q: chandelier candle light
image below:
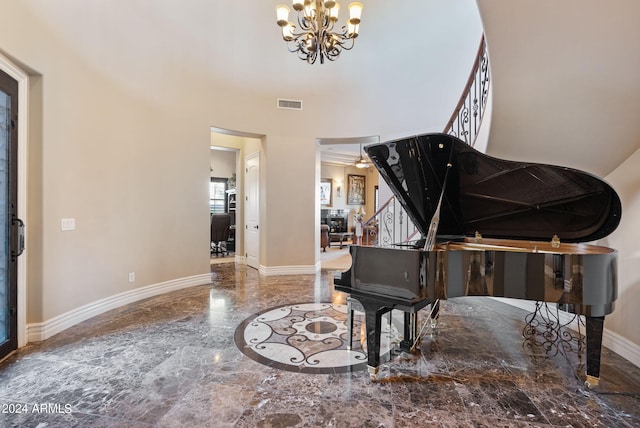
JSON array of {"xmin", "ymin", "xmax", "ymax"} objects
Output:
[{"xmin": 276, "ymin": 1, "xmax": 363, "ymax": 64}]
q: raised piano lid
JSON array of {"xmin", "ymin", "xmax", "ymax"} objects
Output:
[{"xmin": 365, "ymin": 133, "xmax": 622, "ymax": 243}]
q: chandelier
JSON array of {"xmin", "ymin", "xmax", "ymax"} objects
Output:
[{"xmin": 276, "ymin": 1, "xmax": 364, "ymax": 64}]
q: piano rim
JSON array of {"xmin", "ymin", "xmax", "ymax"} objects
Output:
[{"xmin": 435, "ymin": 237, "xmax": 615, "ymax": 255}]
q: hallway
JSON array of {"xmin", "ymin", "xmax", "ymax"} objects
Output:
[{"xmin": 0, "ymin": 263, "xmax": 638, "ymax": 427}]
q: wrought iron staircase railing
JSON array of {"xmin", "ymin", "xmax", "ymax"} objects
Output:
[
  {"xmin": 357, "ymin": 196, "xmax": 419, "ymax": 247},
  {"xmin": 445, "ymin": 35, "xmax": 491, "ymax": 147},
  {"xmin": 358, "ymin": 35, "xmax": 490, "ymax": 247}
]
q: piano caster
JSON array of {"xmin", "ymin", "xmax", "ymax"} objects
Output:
[
  {"xmin": 367, "ymin": 365, "xmax": 379, "ymax": 380},
  {"xmin": 585, "ymin": 375, "xmax": 600, "ymax": 389}
]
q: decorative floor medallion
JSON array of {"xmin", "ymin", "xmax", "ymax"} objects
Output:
[{"xmin": 234, "ymin": 303, "xmax": 399, "ymax": 374}]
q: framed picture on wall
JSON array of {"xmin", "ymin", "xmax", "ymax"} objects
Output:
[
  {"xmin": 320, "ymin": 178, "xmax": 332, "ymax": 206},
  {"xmin": 347, "ymin": 174, "xmax": 366, "ymax": 205}
]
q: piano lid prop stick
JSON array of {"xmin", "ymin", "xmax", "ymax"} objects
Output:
[
  {"xmin": 423, "ymin": 161, "xmax": 453, "ymax": 251},
  {"xmin": 416, "ymin": 144, "xmax": 454, "ymax": 351},
  {"xmin": 410, "ymin": 298, "xmax": 441, "ymax": 352}
]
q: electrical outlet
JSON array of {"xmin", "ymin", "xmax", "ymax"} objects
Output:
[
  {"xmin": 61, "ymin": 218, "xmax": 76, "ymax": 231},
  {"xmin": 128, "ymin": 272, "xmax": 135, "ymax": 283}
]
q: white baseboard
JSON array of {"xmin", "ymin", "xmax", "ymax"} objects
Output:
[
  {"xmin": 491, "ymin": 297, "xmax": 640, "ymax": 368},
  {"xmin": 26, "ymin": 273, "xmax": 212, "ymax": 343},
  {"xmin": 259, "ymin": 264, "xmax": 319, "ymax": 276},
  {"xmin": 228, "ymin": 256, "xmax": 318, "ymax": 275}
]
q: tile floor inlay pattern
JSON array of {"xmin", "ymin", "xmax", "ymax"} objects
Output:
[{"xmin": 235, "ymin": 302, "xmax": 398, "ymax": 373}]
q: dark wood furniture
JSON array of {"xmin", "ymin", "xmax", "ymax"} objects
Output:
[{"xmin": 329, "ymin": 232, "xmax": 353, "ymax": 249}]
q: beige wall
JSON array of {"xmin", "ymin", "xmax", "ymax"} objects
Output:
[
  {"xmin": 263, "ymin": 134, "xmax": 317, "ymax": 268},
  {"xmin": 210, "ymin": 149, "xmax": 236, "ymax": 180},
  {"xmin": 602, "ymin": 147, "xmax": 640, "ymax": 347}
]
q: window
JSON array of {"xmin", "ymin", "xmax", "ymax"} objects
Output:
[{"xmin": 210, "ymin": 177, "xmax": 228, "ymax": 213}]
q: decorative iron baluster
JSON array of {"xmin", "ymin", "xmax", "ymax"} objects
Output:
[{"xmin": 445, "ymin": 35, "xmax": 490, "ymax": 147}]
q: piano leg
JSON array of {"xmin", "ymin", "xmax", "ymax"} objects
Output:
[
  {"xmin": 399, "ymin": 312, "xmax": 417, "ymax": 352},
  {"xmin": 346, "ymin": 297, "xmax": 364, "ymax": 351},
  {"xmin": 347, "ymin": 304, "xmax": 354, "ymax": 351},
  {"xmin": 357, "ymin": 297, "xmax": 392, "ymax": 380},
  {"xmin": 585, "ymin": 315, "xmax": 605, "ymax": 389}
]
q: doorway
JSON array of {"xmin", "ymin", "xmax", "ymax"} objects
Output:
[
  {"xmin": 210, "ymin": 127, "xmax": 264, "ymax": 269},
  {"xmin": 0, "ymin": 68, "xmax": 20, "ymax": 361},
  {"xmin": 210, "ymin": 146, "xmax": 238, "ymax": 262}
]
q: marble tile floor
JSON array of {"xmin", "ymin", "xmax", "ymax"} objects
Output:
[{"xmin": 0, "ymin": 263, "xmax": 639, "ymax": 427}]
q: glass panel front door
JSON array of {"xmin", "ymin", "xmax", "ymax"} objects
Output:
[
  {"xmin": 0, "ymin": 68, "xmax": 18, "ymax": 360},
  {"xmin": 0, "ymin": 88, "xmax": 8, "ymax": 348}
]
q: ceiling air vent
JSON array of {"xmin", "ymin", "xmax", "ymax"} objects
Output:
[{"xmin": 277, "ymin": 98, "xmax": 303, "ymax": 110}]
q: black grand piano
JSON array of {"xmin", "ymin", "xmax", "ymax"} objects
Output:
[{"xmin": 334, "ymin": 133, "xmax": 621, "ymax": 387}]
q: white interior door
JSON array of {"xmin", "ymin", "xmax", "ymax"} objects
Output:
[{"xmin": 244, "ymin": 152, "xmax": 260, "ymax": 270}]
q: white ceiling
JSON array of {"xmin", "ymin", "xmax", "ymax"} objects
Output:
[{"xmin": 319, "ymin": 135, "xmax": 379, "ymax": 166}]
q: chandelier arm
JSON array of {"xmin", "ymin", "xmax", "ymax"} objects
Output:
[
  {"xmin": 334, "ymin": 37, "xmax": 356, "ymax": 51},
  {"xmin": 321, "ymin": 13, "xmax": 334, "ymax": 32},
  {"xmin": 298, "ymin": 13, "xmax": 317, "ymax": 33},
  {"xmin": 304, "ymin": 48, "xmax": 318, "ymax": 64},
  {"xmin": 288, "ymin": 35, "xmax": 318, "ymax": 63},
  {"xmin": 284, "ymin": 32, "xmax": 304, "ymax": 53},
  {"xmin": 323, "ymin": 32, "xmax": 356, "ymax": 60}
]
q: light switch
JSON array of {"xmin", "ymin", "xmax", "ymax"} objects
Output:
[{"xmin": 61, "ymin": 218, "xmax": 76, "ymax": 231}]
